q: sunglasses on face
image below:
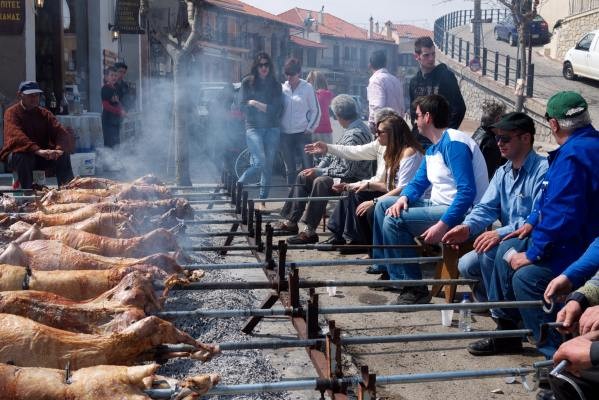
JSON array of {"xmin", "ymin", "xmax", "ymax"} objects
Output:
[
  {"xmin": 375, "ymin": 129, "xmax": 391, "ymax": 136},
  {"xmin": 258, "ymin": 63, "xmax": 270, "ymax": 68},
  {"xmin": 495, "ymin": 132, "xmax": 525, "ymax": 143}
]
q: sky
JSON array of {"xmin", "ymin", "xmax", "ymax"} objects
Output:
[{"xmin": 241, "ymin": 0, "xmax": 505, "ymax": 29}]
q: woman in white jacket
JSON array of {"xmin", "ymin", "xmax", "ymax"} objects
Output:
[{"xmin": 306, "ymin": 109, "xmax": 424, "ymax": 255}]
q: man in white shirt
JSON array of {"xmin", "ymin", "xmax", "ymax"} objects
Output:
[{"xmin": 367, "ymin": 50, "xmax": 405, "ymax": 133}]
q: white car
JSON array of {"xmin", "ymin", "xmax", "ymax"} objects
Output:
[{"xmin": 563, "ymin": 30, "xmax": 599, "ymax": 82}]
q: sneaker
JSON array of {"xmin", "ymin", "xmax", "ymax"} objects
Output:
[
  {"xmin": 365, "ymin": 265, "xmax": 385, "ymax": 274},
  {"xmin": 273, "ymin": 221, "xmax": 299, "ymax": 234},
  {"xmin": 319, "ymin": 236, "xmax": 346, "ymax": 246},
  {"xmin": 287, "ymin": 231, "xmax": 319, "ymax": 244},
  {"xmin": 390, "ymin": 286, "xmax": 431, "ymax": 305},
  {"xmin": 338, "ymin": 241, "xmax": 369, "ymax": 255},
  {"xmin": 466, "ymin": 337, "xmax": 523, "ymax": 356}
]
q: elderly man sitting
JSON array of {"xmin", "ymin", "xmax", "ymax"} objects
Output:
[
  {"xmin": 275, "ymin": 94, "xmax": 373, "ymax": 244},
  {"xmin": 1, "ymin": 81, "xmax": 74, "ymax": 189}
]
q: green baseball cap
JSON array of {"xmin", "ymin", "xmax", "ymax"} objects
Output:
[{"xmin": 545, "ymin": 91, "xmax": 588, "ymax": 120}]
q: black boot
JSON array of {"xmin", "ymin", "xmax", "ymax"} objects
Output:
[{"xmin": 467, "ymin": 318, "xmax": 523, "ymax": 356}]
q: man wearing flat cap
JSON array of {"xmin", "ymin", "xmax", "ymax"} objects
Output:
[
  {"xmin": 483, "ymin": 91, "xmax": 599, "ymax": 359},
  {"xmin": 443, "ymin": 111, "xmax": 548, "ymax": 355},
  {"xmin": 1, "ymin": 81, "xmax": 74, "ymax": 189}
]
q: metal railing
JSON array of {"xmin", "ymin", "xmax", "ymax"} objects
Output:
[
  {"xmin": 434, "ymin": 8, "xmax": 535, "ymax": 97},
  {"xmin": 569, "ymin": 0, "xmax": 599, "ymax": 15}
]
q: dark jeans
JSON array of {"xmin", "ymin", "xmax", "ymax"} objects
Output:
[
  {"xmin": 489, "ymin": 238, "xmax": 561, "ymax": 358},
  {"xmin": 327, "ymin": 190, "xmax": 384, "ymax": 243},
  {"xmin": 280, "ymin": 132, "xmax": 312, "ymax": 185},
  {"xmin": 102, "ymin": 114, "xmax": 121, "ymax": 148},
  {"xmin": 548, "ymin": 367, "xmax": 599, "ymax": 400},
  {"xmin": 7, "ymin": 152, "xmax": 74, "ymax": 189},
  {"xmin": 280, "ymin": 174, "xmax": 335, "ymax": 229},
  {"xmin": 238, "ymin": 127, "xmax": 281, "ymax": 199}
]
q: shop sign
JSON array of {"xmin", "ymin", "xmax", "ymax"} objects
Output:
[
  {"xmin": 0, "ymin": 0, "xmax": 25, "ymax": 35},
  {"xmin": 115, "ymin": 0, "xmax": 144, "ymax": 34}
]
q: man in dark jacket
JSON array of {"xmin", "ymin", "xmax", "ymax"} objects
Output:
[
  {"xmin": 472, "ymin": 100, "xmax": 506, "ymax": 179},
  {"xmin": 409, "ymin": 36, "xmax": 466, "ymax": 146}
]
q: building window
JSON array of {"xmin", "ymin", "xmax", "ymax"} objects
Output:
[
  {"xmin": 343, "ymin": 46, "xmax": 350, "ymax": 60},
  {"xmin": 350, "ymin": 47, "xmax": 357, "ymax": 60},
  {"xmin": 360, "ymin": 48, "xmax": 367, "ymax": 68}
]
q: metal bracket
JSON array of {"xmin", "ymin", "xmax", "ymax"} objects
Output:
[
  {"xmin": 357, "ymin": 365, "xmax": 376, "ymax": 400},
  {"xmin": 254, "ymin": 210, "xmax": 262, "ymax": 250},
  {"xmin": 241, "ymin": 190, "xmax": 249, "ymax": 224},
  {"xmin": 235, "ymin": 182, "xmax": 243, "ymax": 214},
  {"xmin": 325, "ymin": 321, "xmax": 343, "ymax": 379},
  {"xmin": 265, "ymin": 223, "xmax": 274, "ymax": 262},
  {"xmin": 306, "ymin": 291, "xmax": 320, "ymax": 339},
  {"xmin": 288, "ymin": 267, "xmax": 300, "ymax": 310},
  {"xmin": 247, "ymin": 200, "xmax": 255, "ymax": 236}
]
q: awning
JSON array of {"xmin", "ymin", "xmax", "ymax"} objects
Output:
[{"xmin": 289, "ymin": 35, "xmax": 327, "ymax": 49}]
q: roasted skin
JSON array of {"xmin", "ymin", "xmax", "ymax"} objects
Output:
[
  {"xmin": 0, "ymin": 263, "xmax": 200, "ymax": 301},
  {"xmin": 0, "ymin": 241, "xmax": 184, "ymax": 272},
  {"xmin": 14, "ymin": 224, "xmax": 179, "ymax": 258},
  {"xmin": 63, "ymin": 175, "xmax": 166, "ymax": 190},
  {"xmin": 0, "ymin": 363, "xmax": 219, "ymax": 400},
  {"xmin": 0, "ymin": 206, "xmax": 131, "ymax": 227},
  {"xmin": 0, "ymin": 314, "xmax": 219, "ymax": 369},
  {"xmin": 40, "ymin": 184, "xmax": 171, "ymax": 205},
  {"xmin": 0, "ymin": 271, "xmax": 164, "ymax": 333}
]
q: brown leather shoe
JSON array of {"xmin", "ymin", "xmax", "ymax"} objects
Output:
[
  {"xmin": 273, "ymin": 221, "xmax": 299, "ymax": 234},
  {"xmin": 287, "ymin": 231, "xmax": 319, "ymax": 244}
]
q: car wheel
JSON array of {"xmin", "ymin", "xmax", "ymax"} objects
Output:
[
  {"xmin": 563, "ymin": 62, "xmax": 576, "ymax": 80},
  {"xmin": 494, "ymin": 28, "xmax": 501, "ymax": 41},
  {"xmin": 508, "ymin": 33, "xmax": 517, "ymax": 46}
]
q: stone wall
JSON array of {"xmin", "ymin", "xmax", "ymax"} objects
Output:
[
  {"xmin": 437, "ymin": 51, "xmax": 558, "ymax": 153},
  {"xmin": 550, "ymin": 9, "xmax": 599, "ymax": 60}
]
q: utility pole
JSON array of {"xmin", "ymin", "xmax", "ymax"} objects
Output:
[{"xmin": 473, "ymin": 0, "xmax": 481, "ymax": 60}]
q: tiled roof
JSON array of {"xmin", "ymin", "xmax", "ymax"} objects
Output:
[
  {"xmin": 205, "ymin": 0, "xmax": 301, "ymax": 27},
  {"xmin": 392, "ymin": 24, "xmax": 433, "ymax": 39},
  {"xmin": 290, "ymin": 35, "xmax": 328, "ymax": 48},
  {"xmin": 278, "ymin": 8, "xmax": 393, "ymax": 43}
]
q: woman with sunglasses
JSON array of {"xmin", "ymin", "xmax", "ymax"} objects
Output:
[
  {"xmin": 306, "ymin": 109, "xmax": 424, "ymax": 256},
  {"xmin": 237, "ymin": 52, "xmax": 283, "ymax": 205}
]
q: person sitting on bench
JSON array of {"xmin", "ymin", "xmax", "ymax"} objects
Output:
[{"xmin": 371, "ymin": 94, "xmax": 488, "ymax": 304}]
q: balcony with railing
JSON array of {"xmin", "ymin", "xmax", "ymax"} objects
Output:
[{"xmin": 201, "ymin": 30, "xmax": 248, "ymax": 49}]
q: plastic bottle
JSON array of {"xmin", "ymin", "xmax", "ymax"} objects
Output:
[
  {"xmin": 458, "ymin": 293, "xmax": 472, "ymax": 332},
  {"xmin": 73, "ymin": 93, "xmax": 81, "ymax": 115}
]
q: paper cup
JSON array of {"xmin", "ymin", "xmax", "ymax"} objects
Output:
[
  {"xmin": 503, "ymin": 247, "xmax": 517, "ymax": 263},
  {"xmin": 333, "ymin": 178, "xmax": 341, "ymax": 185},
  {"xmin": 326, "ymin": 281, "xmax": 337, "ymax": 297},
  {"xmin": 441, "ymin": 309, "xmax": 454, "ymax": 327}
]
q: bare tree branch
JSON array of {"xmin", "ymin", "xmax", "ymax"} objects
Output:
[{"xmin": 182, "ymin": 0, "xmax": 202, "ymax": 53}]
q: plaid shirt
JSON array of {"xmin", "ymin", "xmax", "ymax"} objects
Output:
[{"xmin": 316, "ymin": 119, "xmax": 373, "ymax": 181}]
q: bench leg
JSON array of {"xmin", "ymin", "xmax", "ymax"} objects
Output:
[{"xmin": 431, "ymin": 244, "xmax": 460, "ymax": 303}]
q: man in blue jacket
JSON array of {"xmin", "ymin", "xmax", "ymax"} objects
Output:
[{"xmin": 477, "ymin": 91, "xmax": 599, "ymax": 358}]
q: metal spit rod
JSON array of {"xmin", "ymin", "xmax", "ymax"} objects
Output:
[
  {"xmin": 145, "ymin": 365, "xmax": 539, "ymax": 398},
  {"xmin": 169, "ymin": 278, "xmax": 477, "ymax": 291},
  {"xmin": 158, "ymin": 330, "xmax": 531, "ymax": 353},
  {"xmin": 156, "ymin": 300, "xmax": 543, "ymax": 319},
  {"xmin": 184, "ymin": 256, "xmax": 443, "ymax": 270},
  {"xmin": 253, "ymin": 196, "xmax": 346, "ymax": 203}
]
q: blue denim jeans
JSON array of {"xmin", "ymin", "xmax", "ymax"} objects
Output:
[
  {"xmin": 238, "ymin": 127, "xmax": 280, "ymax": 199},
  {"xmin": 280, "ymin": 132, "xmax": 313, "ymax": 185},
  {"xmin": 489, "ymin": 238, "xmax": 561, "ymax": 358},
  {"xmin": 458, "ymin": 247, "xmax": 498, "ymax": 302},
  {"xmin": 372, "ymin": 197, "xmax": 449, "ymax": 280}
]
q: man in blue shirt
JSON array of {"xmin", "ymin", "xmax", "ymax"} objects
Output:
[
  {"xmin": 443, "ymin": 112, "xmax": 548, "ymax": 303},
  {"xmin": 476, "ymin": 92, "xmax": 599, "ymax": 358},
  {"xmin": 443, "ymin": 112, "xmax": 547, "ymax": 356},
  {"xmin": 371, "ymin": 94, "xmax": 488, "ymax": 304}
]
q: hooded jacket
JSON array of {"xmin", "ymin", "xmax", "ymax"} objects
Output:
[{"xmin": 409, "ymin": 63, "xmax": 466, "ymax": 131}]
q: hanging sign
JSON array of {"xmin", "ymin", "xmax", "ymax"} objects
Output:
[
  {"xmin": 0, "ymin": 0, "xmax": 25, "ymax": 35},
  {"xmin": 115, "ymin": 0, "xmax": 144, "ymax": 34}
]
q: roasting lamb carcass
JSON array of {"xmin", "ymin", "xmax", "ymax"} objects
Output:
[
  {"xmin": 0, "ymin": 241, "xmax": 185, "ymax": 273},
  {"xmin": 63, "ymin": 175, "xmax": 166, "ymax": 190},
  {"xmin": 0, "ymin": 313, "xmax": 219, "ymax": 369},
  {"xmin": 35, "ymin": 198, "xmax": 194, "ymax": 220},
  {"xmin": 40, "ymin": 184, "xmax": 172, "ymax": 205},
  {"xmin": 0, "ymin": 262, "xmax": 202, "ymax": 301},
  {"xmin": 0, "ymin": 363, "xmax": 219, "ymax": 400},
  {"xmin": 14, "ymin": 224, "xmax": 179, "ymax": 258},
  {"xmin": 0, "ymin": 205, "xmax": 133, "ymax": 227},
  {"xmin": 0, "ymin": 271, "xmax": 165, "ymax": 333}
]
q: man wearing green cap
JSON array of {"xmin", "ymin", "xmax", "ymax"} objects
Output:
[{"xmin": 486, "ymin": 91, "xmax": 599, "ymax": 359}]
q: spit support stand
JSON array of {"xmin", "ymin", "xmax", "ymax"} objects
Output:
[
  {"xmin": 357, "ymin": 365, "xmax": 377, "ymax": 400},
  {"xmin": 306, "ymin": 290, "xmax": 320, "ymax": 339},
  {"xmin": 326, "ymin": 321, "xmax": 343, "ymax": 379}
]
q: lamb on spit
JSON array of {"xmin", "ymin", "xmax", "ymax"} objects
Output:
[
  {"xmin": 62, "ymin": 175, "xmax": 165, "ymax": 190},
  {"xmin": 0, "ymin": 241, "xmax": 185, "ymax": 272},
  {"xmin": 0, "ymin": 363, "xmax": 219, "ymax": 400},
  {"xmin": 13, "ymin": 223, "xmax": 179, "ymax": 258},
  {"xmin": 0, "ymin": 262, "xmax": 202, "ymax": 301},
  {"xmin": 28, "ymin": 198, "xmax": 194, "ymax": 220},
  {"xmin": 0, "ymin": 204, "xmax": 132, "ymax": 227},
  {"xmin": 40, "ymin": 183, "xmax": 172, "ymax": 205},
  {"xmin": 0, "ymin": 271, "xmax": 165, "ymax": 334},
  {"xmin": 0, "ymin": 313, "xmax": 219, "ymax": 369}
]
